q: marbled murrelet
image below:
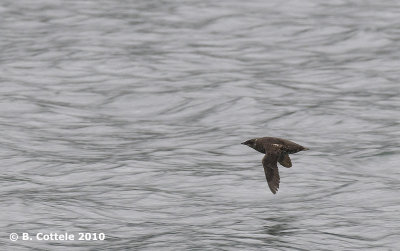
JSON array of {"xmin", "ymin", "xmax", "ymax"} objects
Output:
[{"xmin": 241, "ymin": 137, "xmax": 309, "ymax": 194}]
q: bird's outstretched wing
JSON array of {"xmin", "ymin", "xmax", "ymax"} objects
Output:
[{"xmin": 262, "ymin": 149, "xmax": 280, "ymax": 194}]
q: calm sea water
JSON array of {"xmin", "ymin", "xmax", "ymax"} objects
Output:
[{"xmin": 1, "ymin": 0, "xmax": 399, "ymax": 250}]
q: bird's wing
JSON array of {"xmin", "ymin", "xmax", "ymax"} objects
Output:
[
  {"xmin": 266, "ymin": 143, "xmax": 292, "ymax": 168},
  {"xmin": 262, "ymin": 149, "xmax": 280, "ymax": 194},
  {"xmin": 278, "ymin": 153, "xmax": 292, "ymax": 168}
]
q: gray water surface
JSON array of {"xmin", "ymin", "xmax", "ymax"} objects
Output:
[{"xmin": 1, "ymin": 0, "xmax": 399, "ymax": 250}]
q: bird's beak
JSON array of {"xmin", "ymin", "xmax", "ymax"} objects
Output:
[{"xmin": 241, "ymin": 142, "xmax": 246, "ymax": 145}]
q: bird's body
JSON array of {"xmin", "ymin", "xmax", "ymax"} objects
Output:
[{"xmin": 241, "ymin": 137, "xmax": 308, "ymax": 194}]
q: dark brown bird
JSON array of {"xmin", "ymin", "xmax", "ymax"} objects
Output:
[{"xmin": 241, "ymin": 137, "xmax": 309, "ymax": 194}]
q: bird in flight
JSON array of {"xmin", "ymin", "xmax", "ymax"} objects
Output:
[{"xmin": 241, "ymin": 137, "xmax": 309, "ymax": 194}]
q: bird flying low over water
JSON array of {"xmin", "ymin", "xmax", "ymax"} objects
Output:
[{"xmin": 241, "ymin": 137, "xmax": 309, "ymax": 194}]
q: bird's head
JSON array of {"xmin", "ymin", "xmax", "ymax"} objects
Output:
[{"xmin": 241, "ymin": 139, "xmax": 257, "ymax": 149}]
